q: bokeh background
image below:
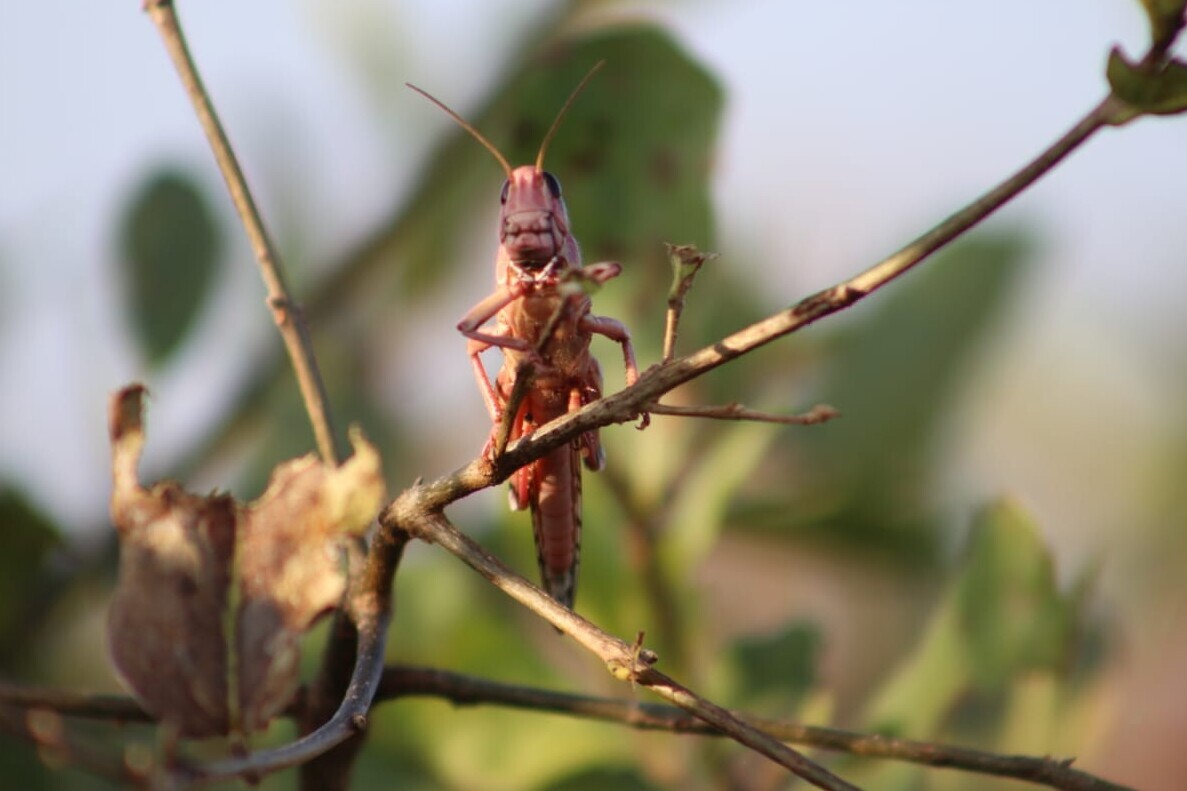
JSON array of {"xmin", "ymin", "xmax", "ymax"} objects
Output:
[{"xmin": 1, "ymin": 1, "xmax": 1185, "ymax": 789}]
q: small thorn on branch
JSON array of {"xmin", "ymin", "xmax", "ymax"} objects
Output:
[
  {"xmin": 267, "ymin": 296, "xmax": 307, "ymax": 329},
  {"xmin": 663, "ymin": 243, "xmax": 717, "ymax": 362},
  {"xmin": 649, "ymin": 402, "xmax": 839, "ymax": 426},
  {"xmin": 607, "ymin": 637, "xmax": 659, "ymax": 684},
  {"xmin": 629, "ymin": 631, "xmax": 658, "ymax": 673}
]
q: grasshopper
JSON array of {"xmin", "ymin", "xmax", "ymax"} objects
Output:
[{"xmin": 408, "ymin": 64, "xmax": 639, "ymax": 608}]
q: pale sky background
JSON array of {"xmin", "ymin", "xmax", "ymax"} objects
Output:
[{"xmin": 1, "ymin": 0, "xmax": 1185, "ymax": 562}]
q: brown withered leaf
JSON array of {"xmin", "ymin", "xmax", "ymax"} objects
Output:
[
  {"xmin": 107, "ymin": 385, "xmax": 237, "ymax": 738},
  {"xmin": 235, "ymin": 429, "xmax": 385, "ymax": 732},
  {"xmin": 106, "ymin": 385, "xmax": 384, "ymax": 738}
]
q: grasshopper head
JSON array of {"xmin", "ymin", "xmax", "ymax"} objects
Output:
[
  {"xmin": 406, "ymin": 62, "xmax": 604, "ymax": 269},
  {"xmin": 499, "ymin": 166, "xmax": 569, "ymax": 268}
]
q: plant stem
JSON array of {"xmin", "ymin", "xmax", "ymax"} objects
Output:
[
  {"xmin": 382, "ymin": 504, "xmax": 859, "ymax": 791},
  {"xmin": 143, "ymin": 0, "xmax": 340, "ymax": 466},
  {"xmin": 375, "ymin": 666, "xmax": 1134, "ymax": 791},
  {"xmin": 488, "ymin": 94, "xmax": 1123, "ymax": 476}
]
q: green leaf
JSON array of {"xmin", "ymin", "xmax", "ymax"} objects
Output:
[
  {"xmin": 0, "ymin": 487, "xmax": 61, "ymax": 661},
  {"xmin": 864, "ymin": 499, "xmax": 1081, "ymax": 737},
  {"xmin": 862, "ymin": 593, "xmax": 969, "ymax": 739},
  {"xmin": 547, "ymin": 767, "xmax": 664, "ymax": 791},
  {"xmin": 730, "ymin": 622, "xmax": 821, "ymax": 708},
  {"xmin": 1106, "ymin": 48, "xmax": 1187, "ymax": 121},
  {"xmin": 786, "ymin": 233, "xmax": 1031, "ymax": 561},
  {"xmin": 330, "ymin": 24, "xmax": 721, "ymax": 303},
  {"xmin": 118, "ymin": 168, "xmax": 222, "ymax": 365},
  {"xmin": 956, "ymin": 499, "xmax": 1077, "ymax": 690},
  {"xmin": 511, "ymin": 30, "xmax": 722, "ymax": 277}
]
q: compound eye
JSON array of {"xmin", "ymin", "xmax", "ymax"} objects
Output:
[
  {"xmin": 499, "ymin": 179, "xmax": 510, "ymax": 204},
  {"xmin": 542, "ymin": 171, "xmax": 562, "ymax": 198}
]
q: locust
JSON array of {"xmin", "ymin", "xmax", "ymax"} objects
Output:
[{"xmin": 408, "ymin": 64, "xmax": 639, "ymax": 609}]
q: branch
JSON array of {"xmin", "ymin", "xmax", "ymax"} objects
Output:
[
  {"xmin": 143, "ymin": 0, "xmax": 340, "ymax": 466},
  {"xmin": 0, "ymin": 703, "xmax": 149, "ymax": 787},
  {"xmin": 379, "ymin": 502, "xmax": 859, "ymax": 791},
  {"xmin": 141, "ymin": 3, "xmax": 398, "ymax": 787},
  {"xmin": 294, "ymin": 525, "xmax": 409, "ymax": 791},
  {"xmin": 649, "ymin": 402, "xmax": 839, "ymax": 425},
  {"xmin": 0, "ymin": 666, "xmax": 1134, "ymax": 791},
  {"xmin": 0, "ymin": 682, "xmax": 150, "ymax": 723},
  {"xmin": 375, "ymin": 666, "xmax": 1134, "ymax": 791},
  {"xmin": 173, "ymin": 621, "xmax": 385, "ymax": 786},
  {"xmin": 474, "ymin": 92, "xmax": 1120, "ymax": 479}
]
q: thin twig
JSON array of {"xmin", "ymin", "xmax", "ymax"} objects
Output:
[
  {"xmin": 649, "ymin": 402, "xmax": 839, "ymax": 425},
  {"xmin": 0, "ymin": 703, "xmax": 151, "ymax": 787},
  {"xmin": 0, "ymin": 682, "xmax": 151, "ymax": 723},
  {"xmin": 663, "ymin": 244, "xmax": 716, "ymax": 362},
  {"xmin": 143, "ymin": 0, "xmax": 340, "ymax": 466},
  {"xmin": 380, "ymin": 504, "xmax": 859, "ymax": 791},
  {"xmin": 375, "ymin": 666, "xmax": 1133, "ymax": 791},
  {"xmin": 844, "ymin": 96, "xmax": 1120, "ymax": 297},
  {"xmin": 143, "ymin": 3, "xmax": 390, "ymax": 788}
]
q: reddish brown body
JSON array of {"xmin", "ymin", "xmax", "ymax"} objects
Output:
[
  {"xmin": 409, "ymin": 68, "xmax": 637, "ymax": 608},
  {"xmin": 458, "ymin": 166, "xmax": 637, "ymax": 608}
]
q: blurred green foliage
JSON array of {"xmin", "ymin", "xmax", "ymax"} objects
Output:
[
  {"xmin": 394, "ymin": 25, "xmax": 722, "ymax": 300},
  {"xmin": 1, "ymin": 8, "xmax": 1148, "ymax": 791},
  {"xmin": 0, "ymin": 488, "xmax": 60, "ymax": 671},
  {"xmin": 730, "ymin": 622, "xmax": 822, "ymax": 710},
  {"xmin": 855, "ymin": 499, "xmax": 1093, "ymax": 790},
  {"xmin": 117, "ymin": 169, "xmax": 222, "ymax": 366},
  {"xmin": 957, "ymin": 501, "xmax": 1081, "ymax": 690},
  {"xmin": 787, "ymin": 235, "xmax": 1030, "ymax": 562}
]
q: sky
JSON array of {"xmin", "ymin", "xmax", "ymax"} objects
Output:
[{"xmin": 1, "ymin": 0, "xmax": 1185, "ymax": 544}]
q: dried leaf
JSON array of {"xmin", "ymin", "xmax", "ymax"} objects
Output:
[
  {"xmin": 108, "ymin": 386, "xmax": 237, "ymax": 737},
  {"xmin": 236, "ymin": 429, "xmax": 384, "ymax": 731},
  {"xmin": 106, "ymin": 386, "xmax": 385, "ymax": 737}
]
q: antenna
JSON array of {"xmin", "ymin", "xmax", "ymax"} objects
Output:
[
  {"xmin": 535, "ymin": 60, "xmax": 605, "ymax": 172},
  {"xmin": 405, "ymin": 82, "xmax": 513, "ymax": 178}
]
